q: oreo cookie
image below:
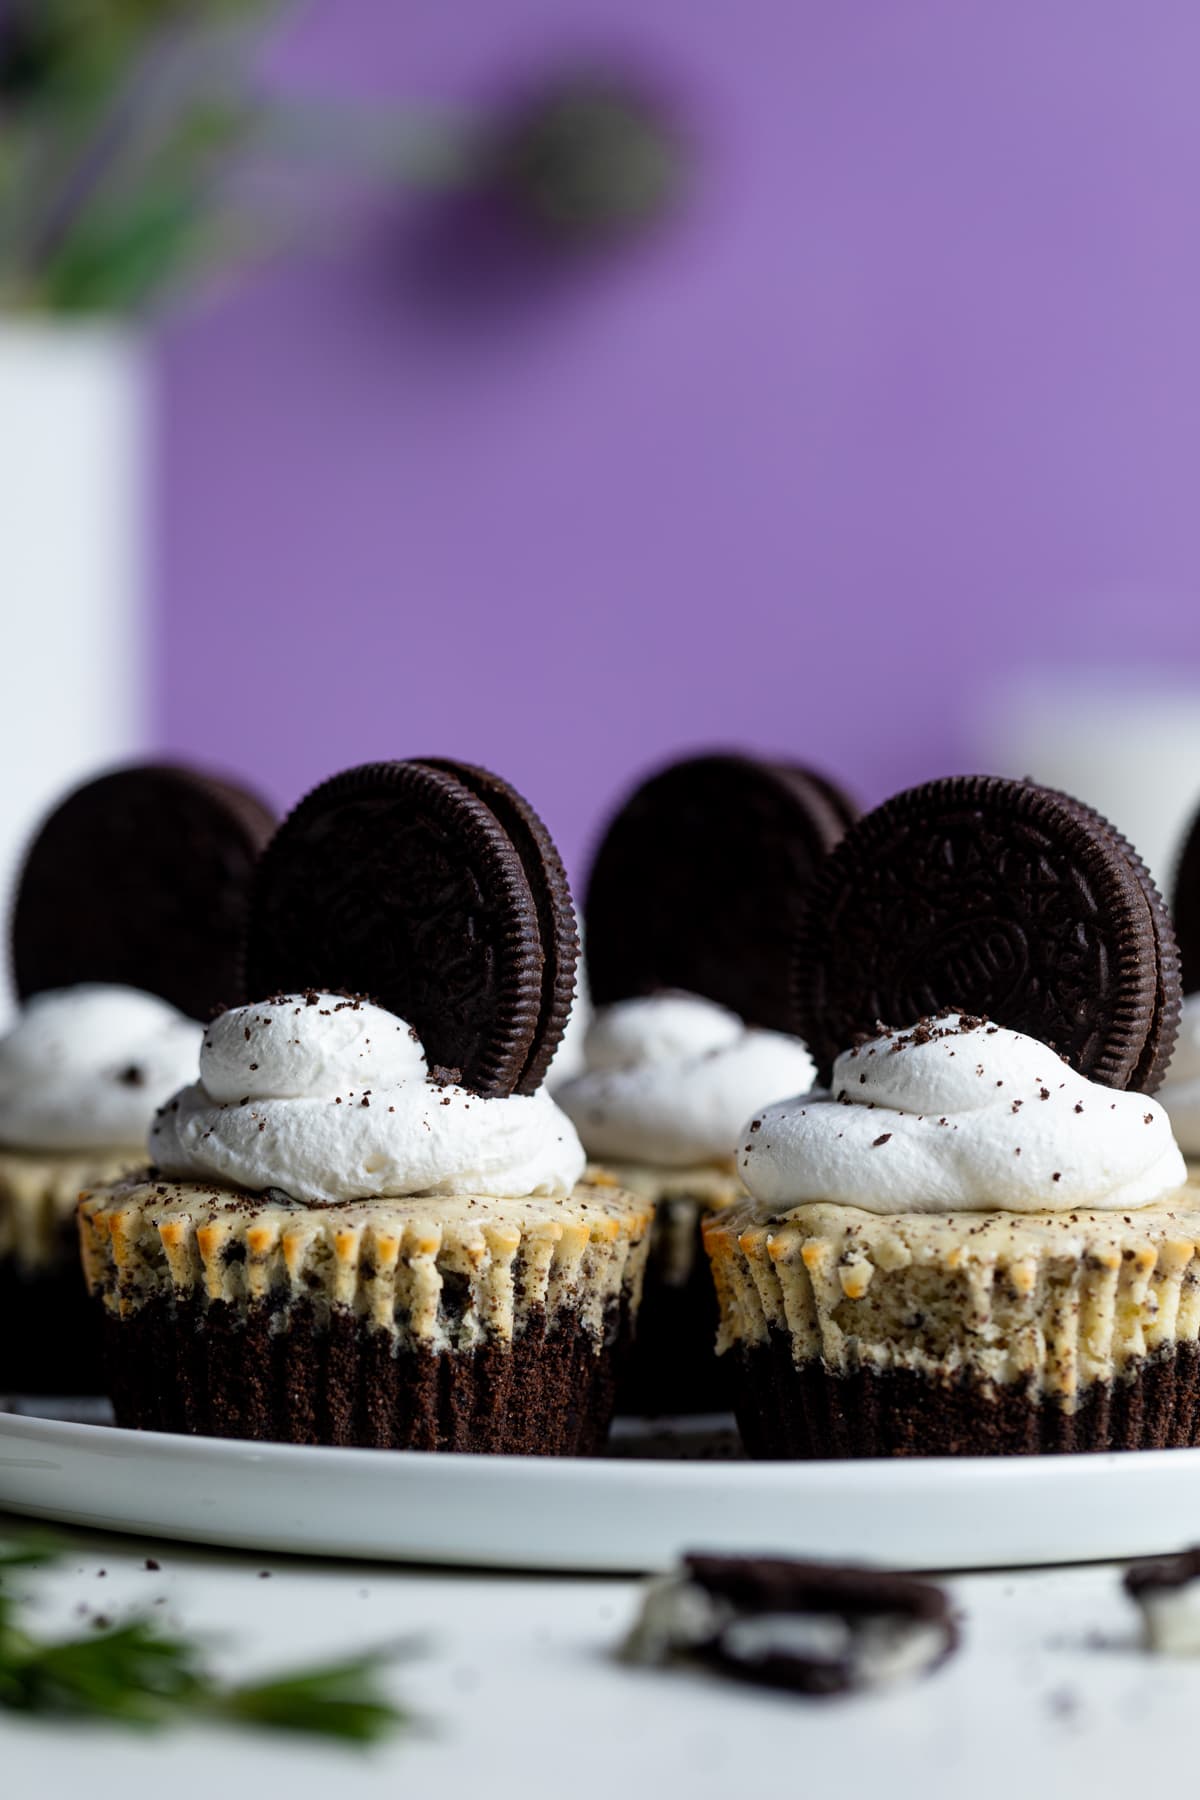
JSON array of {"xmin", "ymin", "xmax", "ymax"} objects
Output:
[
  {"xmin": 12, "ymin": 763, "xmax": 276, "ymax": 1020},
  {"xmin": 244, "ymin": 760, "xmax": 577, "ymax": 1098},
  {"xmin": 1039, "ymin": 787, "xmax": 1180, "ymax": 1094},
  {"xmin": 419, "ymin": 759, "xmax": 578, "ymax": 1093},
  {"xmin": 1172, "ymin": 808, "xmax": 1200, "ymax": 996},
  {"xmin": 585, "ymin": 754, "xmax": 857, "ymax": 1032},
  {"xmin": 794, "ymin": 775, "xmax": 1179, "ymax": 1092},
  {"xmin": 623, "ymin": 1554, "xmax": 957, "ymax": 1695}
]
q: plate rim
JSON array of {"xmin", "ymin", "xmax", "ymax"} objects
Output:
[{"xmin": 5, "ymin": 1405, "xmax": 1200, "ymax": 1486}]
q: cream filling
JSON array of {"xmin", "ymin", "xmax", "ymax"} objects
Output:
[{"xmin": 1135, "ymin": 1585, "xmax": 1200, "ymax": 1655}]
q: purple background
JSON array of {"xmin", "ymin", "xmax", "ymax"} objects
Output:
[{"xmin": 158, "ymin": 0, "xmax": 1200, "ymax": 877}]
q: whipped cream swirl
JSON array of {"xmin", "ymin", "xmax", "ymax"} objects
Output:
[
  {"xmin": 0, "ymin": 985, "xmax": 202, "ymax": 1153},
  {"xmin": 738, "ymin": 1015, "xmax": 1186, "ymax": 1215},
  {"xmin": 556, "ymin": 992, "xmax": 817, "ymax": 1168},
  {"xmin": 150, "ymin": 993, "xmax": 586, "ymax": 1204},
  {"xmin": 1158, "ymin": 993, "xmax": 1200, "ymax": 1157}
]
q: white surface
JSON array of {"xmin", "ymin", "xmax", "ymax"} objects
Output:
[
  {"xmin": 0, "ymin": 321, "xmax": 148, "ymax": 1022},
  {"xmin": 0, "ymin": 1506, "xmax": 1191, "ymax": 1800},
  {"xmin": 978, "ymin": 673, "xmax": 1200, "ymax": 890},
  {"xmin": 6, "ymin": 1406, "xmax": 1200, "ymax": 1573}
]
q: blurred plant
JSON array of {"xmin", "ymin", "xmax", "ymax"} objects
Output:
[
  {"xmin": 0, "ymin": 1530, "xmax": 414, "ymax": 1742},
  {"xmin": 483, "ymin": 72, "xmax": 684, "ymax": 249},
  {"xmin": 0, "ymin": 0, "xmax": 288, "ymax": 312},
  {"xmin": 0, "ymin": 1, "xmax": 688, "ymax": 317}
]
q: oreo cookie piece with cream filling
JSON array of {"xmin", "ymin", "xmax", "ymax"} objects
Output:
[{"xmin": 623, "ymin": 1554, "xmax": 958, "ymax": 1695}]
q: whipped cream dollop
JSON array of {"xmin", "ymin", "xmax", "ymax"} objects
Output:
[
  {"xmin": 1158, "ymin": 993, "xmax": 1200, "ymax": 1157},
  {"xmin": 0, "ymin": 985, "xmax": 202, "ymax": 1153},
  {"xmin": 738, "ymin": 1015, "xmax": 1187, "ymax": 1215},
  {"xmin": 150, "ymin": 993, "xmax": 586, "ymax": 1204},
  {"xmin": 556, "ymin": 992, "xmax": 817, "ymax": 1168}
]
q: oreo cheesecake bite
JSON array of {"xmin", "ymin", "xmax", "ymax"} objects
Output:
[
  {"xmin": 0, "ymin": 763, "xmax": 274, "ymax": 1393},
  {"xmin": 80, "ymin": 761, "xmax": 652, "ymax": 1453},
  {"xmin": 704, "ymin": 776, "xmax": 1200, "ymax": 1457},
  {"xmin": 624, "ymin": 1554, "xmax": 958, "ymax": 1694},
  {"xmin": 557, "ymin": 753, "xmax": 855, "ymax": 1414}
]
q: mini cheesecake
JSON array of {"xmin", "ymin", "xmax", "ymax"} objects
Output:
[
  {"xmin": 81, "ymin": 1175, "xmax": 650, "ymax": 1452},
  {"xmin": 569, "ymin": 756, "xmax": 857, "ymax": 1416},
  {"xmin": 557, "ymin": 992, "xmax": 817, "ymax": 1414},
  {"xmin": 80, "ymin": 760, "xmax": 653, "ymax": 1454},
  {"xmin": 0, "ymin": 763, "xmax": 275, "ymax": 1393},
  {"xmin": 723, "ymin": 776, "xmax": 1195, "ymax": 1459}
]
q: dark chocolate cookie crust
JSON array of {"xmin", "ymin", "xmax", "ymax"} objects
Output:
[
  {"xmin": 101, "ymin": 1295, "xmax": 634, "ymax": 1453},
  {"xmin": 12, "ymin": 763, "xmax": 276, "ymax": 1019},
  {"xmin": 245, "ymin": 761, "xmax": 550, "ymax": 1097},
  {"xmin": 585, "ymin": 753, "xmax": 857, "ymax": 1033},
  {"xmin": 729, "ymin": 1335, "xmax": 1200, "ymax": 1458},
  {"xmin": 794, "ymin": 775, "xmax": 1177, "ymax": 1092}
]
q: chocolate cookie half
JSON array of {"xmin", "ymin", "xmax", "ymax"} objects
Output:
[
  {"xmin": 245, "ymin": 761, "xmax": 578, "ymax": 1098},
  {"xmin": 12, "ymin": 763, "xmax": 276, "ymax": 1019},
  {"xmin": 1037, "ymin": 786, "xmax": 1181, "ymax": 1094},
  {"xmin": 418, "ymin": 759, "xmax": 578, "ymax": 1094},
  {"xmin": 794, "ymin": 775, "xmax": 1179, "ymax": 1093},
  {"xmin": 585, "ymin": 753, "xmax": 857, "ymax": 1033}
]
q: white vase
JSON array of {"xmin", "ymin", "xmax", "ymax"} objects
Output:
[{"xmin": 0, "ymin": 321, "xmax": 149, "ymax": 1018}]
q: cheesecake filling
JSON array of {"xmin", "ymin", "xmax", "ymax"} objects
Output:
[
  {"xmin": 0, "ymin": 1148, "xmax": 139, "ymax": 1272},
  {"xmin": 80, "ymin": 1177, "xmax": 652, "ymax": 1352},
  {"xmin": 705, "ymin": 1195, "xmax": 1200, "ymax": 1395},
  {"xmin": 557, "ymin": 991, "xmax": 816, "ymax": 1168},
  {"xmin": 150, "ymin": 992, "xmax": 586, "ymax": 1204}
]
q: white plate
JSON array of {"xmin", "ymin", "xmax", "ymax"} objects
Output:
[{"xmin": 2, "ymin": 1401, "xmax": 1199, "ymax": 1572}]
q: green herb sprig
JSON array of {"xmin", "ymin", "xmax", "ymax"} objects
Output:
[
  {"xmin": 0, "ymin": 2, "xmax": 686, "ymax": 316},
  {"xmin": 0, "ymin": 1531, "xmax": 413, "ymax": 1744}
]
